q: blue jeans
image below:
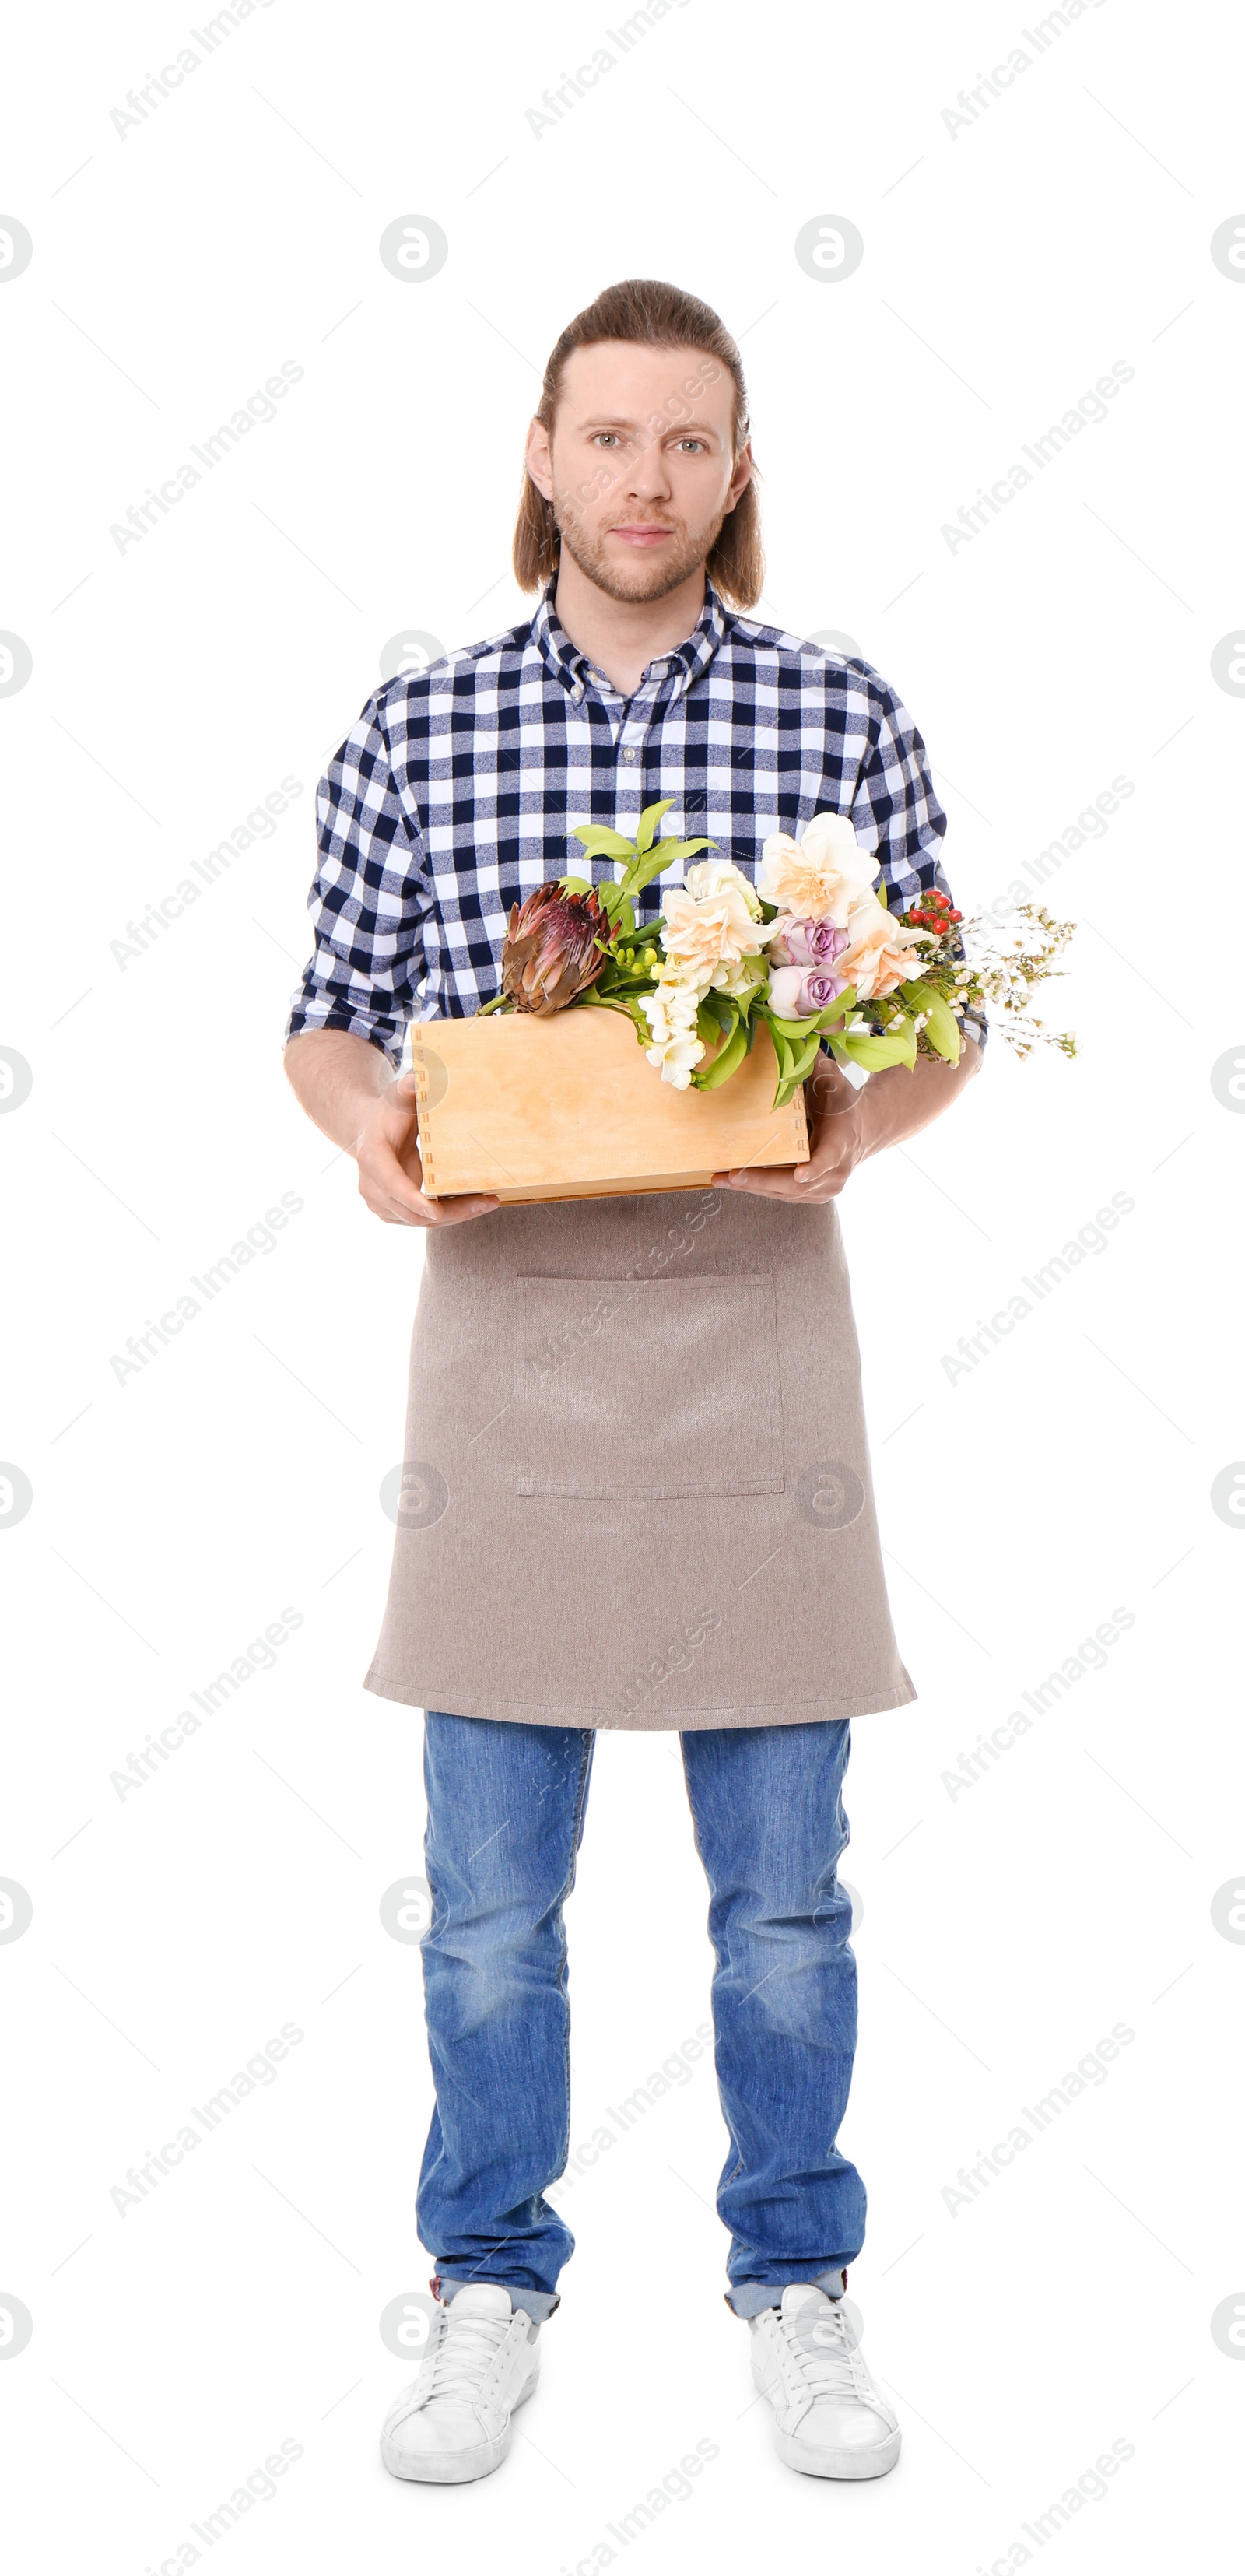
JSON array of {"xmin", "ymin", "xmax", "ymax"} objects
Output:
[{"xmin": 418, "ymin": 1713, "xmax": 863, "ymax": 2322}]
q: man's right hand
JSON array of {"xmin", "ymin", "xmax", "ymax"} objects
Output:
[
  {"xmin": 282, "ymin": 1030, "xmax": 499, "ymax": 1229},
  {"xmin": 354, "ymin": 1072, "xmax": 500, "ymax": 1228}
]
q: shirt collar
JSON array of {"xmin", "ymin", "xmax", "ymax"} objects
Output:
[{"xmin": 531, "ymin": 574, "xmax": 730, "ymax": 701}]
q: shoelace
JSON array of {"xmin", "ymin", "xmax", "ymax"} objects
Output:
[
  {"xmin": 776, "ymin": 2304, "xmax": 872, "ymax": 2402},
  {"xmin": 424, "ymin": 2306, "xmax": 514, "ymax": 2402}
]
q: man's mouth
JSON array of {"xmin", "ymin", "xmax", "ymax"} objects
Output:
[{"xmin": 608, "ymin": 523, "xmax": 675, "ymax": 546}]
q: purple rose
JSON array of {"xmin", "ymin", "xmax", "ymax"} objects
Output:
[
  {"xmin": 769, "ymin": 915, "xmax": 850, "ymax": 969},
  {"xmin": 767, "ymin": 962, "xmax": 849, "ymax": 1017},
  {"xmin": 804, "ymin": 967, "xmax": 848, "ymax": 1008}
]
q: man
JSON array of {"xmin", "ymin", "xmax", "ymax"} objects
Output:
[{"xmin": 284, "ymin": 278, "xmax": 981, "ymax": 2488}]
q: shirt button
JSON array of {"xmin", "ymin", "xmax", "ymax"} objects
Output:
[{"xmin": 622, "ymin": 747, "xmax": 639, "ymax": 763}]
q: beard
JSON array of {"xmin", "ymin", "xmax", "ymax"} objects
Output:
[{"xmin": 550, "ymin": 486, "xmax": 729, "ymax": 604}]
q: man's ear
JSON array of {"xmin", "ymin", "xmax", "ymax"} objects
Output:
[
  {"xmin": 721, "ymin": 438, "xmax": 755, "ymax": 518},
  {"xmin": 525, "ymin": 416, "xmax": 555, "ymax": 503}
]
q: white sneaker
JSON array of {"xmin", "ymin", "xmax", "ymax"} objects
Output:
[
  {"xmin": 380, "ymin": 2285, "xmax": 541, "ymax": 2484},
  {"xmin": 749, "ymin": 2284, "xmax": 901, "ymax": 2479}
]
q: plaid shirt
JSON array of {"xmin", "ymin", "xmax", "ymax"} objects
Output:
[{"xmin": 286, "ymin": 577, "xmax": 981, "ymax": 1064}]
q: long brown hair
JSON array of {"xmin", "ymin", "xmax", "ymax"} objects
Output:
[{"xmin": 512, "ymin": 278, "xmax": 763, "ymax": 610}]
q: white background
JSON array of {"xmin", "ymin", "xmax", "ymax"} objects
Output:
[{"xmin": 2, "ymin": 2, "xmax": 1243, "ymax": 2568}]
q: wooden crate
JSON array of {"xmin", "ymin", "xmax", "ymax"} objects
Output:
[{"xmin": 411, "ymin": 1007, "xmax": 809, "ymax": 1202}]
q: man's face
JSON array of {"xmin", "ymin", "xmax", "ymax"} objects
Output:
[{"xmin": 525, "ymin": 340, "xmax": 753, "ymax": 604}]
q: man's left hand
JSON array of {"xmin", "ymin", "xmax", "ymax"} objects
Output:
[
  {"xmin": 711, "ymin": 1035, "xmax": 982, "ymax": 1202},
  {"xmin": 712, "ymin": 1055, "xmax": 867, "ymax": 1202}
]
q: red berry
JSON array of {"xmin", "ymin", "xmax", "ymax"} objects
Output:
[{"xmin": 948, "ymin": 908, "xmax": 963, "ymax": 923}]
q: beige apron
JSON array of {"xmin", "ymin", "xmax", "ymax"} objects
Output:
[{"xmin": 364, "ymin": 1186, "xmax": 914, "ymax": 1731}]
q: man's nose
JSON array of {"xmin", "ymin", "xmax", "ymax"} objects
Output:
[{"xmin": 622, "ymin": 435, "xmax": 674, "ymax": 501}]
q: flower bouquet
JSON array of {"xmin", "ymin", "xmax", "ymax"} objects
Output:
[{"xmin": 484, "ymin": 803, "xmax": 1075, "ymax": 1107}]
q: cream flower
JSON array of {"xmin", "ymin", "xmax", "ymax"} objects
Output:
[
  {"xmin": 661, "ymin": 874, "xmax": 759, "ymax": 977},
  {"xmin": 757, "ymin": 812, "xmax": 880, "ymax": 926},
  {"xmin": 682, "ymin": 855, "xmax": 764, "ymax": 921},
  {"xmin": 643, "ymin": 1026, "xmax": 705, "ymax": 1088},
  {"xmin": 640, "ymin": 965, "xmax": 707, "ymax": 1087},
  {"xmin": 640, "ymin": 964, "xmax": 703, "ymax": 1037},
  {"xmin": 710, "ymin": 951, "xmax": 766, "ymax": 998},
  {"xmin": 836, "ymin": 896, "xmax": 928, "ymax": 1000}
]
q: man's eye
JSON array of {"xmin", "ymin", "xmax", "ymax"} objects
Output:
[
  {"xmin": 679, "ymin": 438, "xmax": 706, "ymax": 452},
  {"xmin": 594, "ymin": 433, "xmax": 619, "ymax": 447}
]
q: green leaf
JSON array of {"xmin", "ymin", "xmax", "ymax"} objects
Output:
[
  {"xmin": 696, "ymin": 995, "xmax": 739, "ymax": 1046},
  {"xmin": 692, "ymin": 1020, "xmax": 749, "ymax": 1091},
  {"xmin": 787, "ymin": 1034, "xmax": 823, "ymax": 1086},
  {"xmin": 917, "ymin": 989, "xmax": 962, "ymax": 1060},
  {"xmin": 658, "ymin": 837, "xmax": 717, "ymax": 863},
  {"xmin": 766, "ymin": 1011, "xmax": 825, "ymax": 1041},
  {"xmin": 838, "ymin": 1027, "xmax": 917, "ymax": 1071},
  {"xmin": 758, "ymin": 988, "xmax": 854, "ymax": 1037},
  {"xmin": 619, "ymin": 834, "xmax": 718, "ymax": 904},
  {"xmin": 558, "ymin": 873, "xmax": 594, "ymax": 895},
  {"xmin": 699, "ymin": 989, "xmax": 738, "ymax": 1034},
  {"xmin": 622, "ymin": 848, "xmax": 675, "ymax": 903},
  {"xmin": 772, "ymin": 1069, "xmax": 816, "ymax": 1110},
  {"xmin": 633, "ymin": 798, "xmax": 672, "ymax": 857},
  {"xmin": 569, "ymin": 823, "xmax": 637, "ymax": 859}
]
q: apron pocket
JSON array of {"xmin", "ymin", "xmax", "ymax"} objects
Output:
[{"xmin": 513, "ymin": 1273, "xmax": 784, "ymax": 1498}]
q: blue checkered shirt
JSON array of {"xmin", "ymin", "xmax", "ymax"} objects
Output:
[{"xmin": 286, "ymin": 578, "xmax": 980, "ymax": 1065}]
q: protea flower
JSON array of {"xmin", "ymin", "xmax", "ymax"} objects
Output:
[{"xmin": 500, "ymin": 883, "xmax": 610, "ymax": 1014}]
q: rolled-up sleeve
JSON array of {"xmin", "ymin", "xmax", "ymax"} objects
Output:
[
  {"xmin": 847, "ymin": 669, "xmax": 987, "ymax": 1051},
  {"xmin": 284, "ymin": 694, "xmax": 433, "ymax": 1067}
]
